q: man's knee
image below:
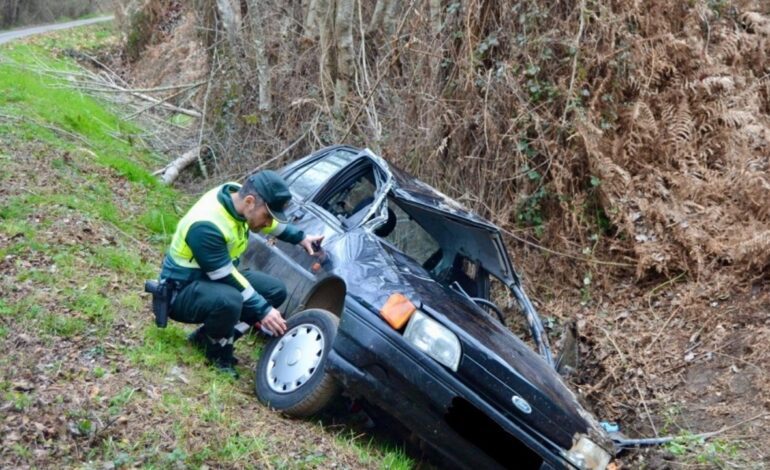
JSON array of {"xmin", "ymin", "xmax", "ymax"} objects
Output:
[
  {"xmin": 215, "ymin": 288, "xmax": 243, "ymax": 317},
  {"xmin": 267, "ymin": 282, "xmax": 287, "ymax": 307},
  {"xmin": 203, "ymin": 287, "xmax": 242, "ymax": 336},
  {"xmin": 242, "ymin": 271, "xmax": 287, "ymax": 308}
]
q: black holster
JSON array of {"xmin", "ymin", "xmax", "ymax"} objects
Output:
[{"xmin": 144, "ymin": 279, "xmax": 173, "ymax": 328}]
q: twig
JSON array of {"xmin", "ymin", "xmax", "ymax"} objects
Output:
[
  {"xmin": 483, "ymin": 68, "xmax": 492, "ymax": 153},
  {"xmin": 195, "ymin": 41, "xmax": 222, "ymax": 181},
  {"xmin": 696, "ymin": 413, "xmax": 768, "ymax": 440},
  {"xmin": 499, "ymin": 226, "xmax": 636, "ymax": 268},
  {"xmin": 634, "ymin": 378, "xmax": 658, "ymax": 437},
  {"xmin": 646, "ymin": 271, "xmax": 687, "ymax": 309},
  {"xmin": 711, "ymin": 352, "xmax": 766, "ymax": 375},
  {"xmin": 98, "ymin": 81, "xmax": 202, "ymax": 118},
  {"xmin": 77, "ymin": 51, "xmax": 130, "ymax": 87},
  {"xmin": 560, "ymin": 0, "xmax": 587, "ymax": 130},
  {"xmin": 340, "ymin": 0, "xmax": 416, "ymax": 143},
  {"xmin": 245, "ymin": 112, "xmax": 320, "ymax": 176},
  {"xmin": 658, "ymin": 338, "xmax": 740, "ymax": 374},
  {"xmin": 0, "ymin": 113, "xmax": 91, "ymax": 145},
  {"xmin": 644, "ymin": 306, "xmax": 682, "ymax": 353},
  {"xmin": 96, "ymin": 81, "xmax": 206, "ymax": 94},
  {"xmin": 598, "ymin": 325, "xmax": 627, "ymax": 365},
  {"xmin": 616, "ymin": 412, "xmax": 769, "ymax": 448},
  {"xmin": 125, "ymin": 85, "xmax": 201, "ymax": 120}
]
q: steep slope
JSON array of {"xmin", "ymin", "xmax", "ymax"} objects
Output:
[{"xmin": 0, "ymin": 24, "xmax": 412, "ymax": 469}]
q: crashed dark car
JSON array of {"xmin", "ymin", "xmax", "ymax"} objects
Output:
[{"xmin": 244, "ymin": 145, "xmax": 615, "ymax": 469}]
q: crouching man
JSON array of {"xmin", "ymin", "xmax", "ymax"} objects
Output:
[{"xmin": 158, "ymin": 170, "xmax": 323, "ymax": 377}]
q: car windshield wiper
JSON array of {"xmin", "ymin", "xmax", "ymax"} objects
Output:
[{"xmin": 449, "ymin": 282, "xmax": 505, "ymax": 323}]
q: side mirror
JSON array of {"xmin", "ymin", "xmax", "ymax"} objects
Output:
[
  {"xmin": 292, "ymin": 208, "xmax": 306, "ymax": 222},
  {"xmin": 556, "ymin": 320, "xmax": 579, "ymax": 377}
]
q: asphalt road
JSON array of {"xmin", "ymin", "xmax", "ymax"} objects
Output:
[{"xmin": 0, "ymin": 16, "xmax": 114, "ymax": 45}]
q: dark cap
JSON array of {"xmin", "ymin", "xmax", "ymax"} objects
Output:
[{"xmin": 247, "ymin": 170, "xmax": 292, "ymax": 223}]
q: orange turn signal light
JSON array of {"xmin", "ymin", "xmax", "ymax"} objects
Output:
[{"xmin": 379, "ymin": 293, "xmax": 416, "ymax": 330}]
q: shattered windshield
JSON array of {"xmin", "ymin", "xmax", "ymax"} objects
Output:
[
  {"xmin": 371, "ymin": 196, "xmax": 497, "ymax": 300},
  {"xmin": 380, "ymin": 200, "xmax": 440, "ymax": 266}
]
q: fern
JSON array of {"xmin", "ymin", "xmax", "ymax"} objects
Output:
[
  {"xmin": 719, "ymin": 110, "xmax": 754, "ymax": 128},
  {"xmin": 714, "ymin": 31, "xmax": 740, "ymax": 62},
  {"xmin": 699, "ymin": 76, "xmax": 735, "ymax": 95},
  {"xmin": 739, "ymin": 12, "xmax": 770, "ymax": 36},
  {"xmin": 666, "ymin": 100, "xmax": 694, "ymax": 146}
]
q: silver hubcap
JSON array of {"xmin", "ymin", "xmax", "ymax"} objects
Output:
[{"xmin": 266, "ymin": 324, "xmax": 325, "ymax": 393}]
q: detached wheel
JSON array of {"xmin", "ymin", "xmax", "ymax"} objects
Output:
[{"xmin": 255, "ymin": 308, "xmax": 340, "ymax": 417}]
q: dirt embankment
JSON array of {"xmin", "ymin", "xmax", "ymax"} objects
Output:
[{"xmin": 110, "ymin": 0, "xmax": 770, "ymax": 466}]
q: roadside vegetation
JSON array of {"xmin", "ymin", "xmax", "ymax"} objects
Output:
[
  {"xmin": 0, "ymin": 23, "xmax": 413, "ymax": 469},
  {"xmin": 0, "ymin": 0, "xmax": 111, "ymax": 30},
  {"xmin": 2, "ymin": 2, "xmax": 769, "ymax": 467},
  {"xmin": 113, "ymin": 0, "xmax": 770, "ymax": 466}
]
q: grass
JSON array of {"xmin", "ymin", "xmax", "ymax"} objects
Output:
[
  {"xmin": 664, "ymin": 432, "xmax": 744, "ymax": 468},
  {"xmin": 339, "ymin": 431, "xmax": 413, "ymax": 470},
  {"xmin": 659, "ymin": 406, "xmax": 748, "ymax": 468},
  {"xmin": 0, "ymin": 22, "xmax": 416, "ymax": 470}
]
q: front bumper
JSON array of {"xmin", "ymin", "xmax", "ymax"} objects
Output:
[{"xmin": 326, "ymin": 297, "xmax": 579, "ymax": 469}]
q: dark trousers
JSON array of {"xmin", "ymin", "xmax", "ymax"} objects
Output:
[{"xmin": 169, "ymin": 270, "xmax": 287, "ymax": 338}]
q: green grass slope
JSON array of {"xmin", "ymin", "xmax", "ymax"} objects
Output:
[{"xmin": 0, "ymin": 23, "xmax": 412, "ymax": 469}]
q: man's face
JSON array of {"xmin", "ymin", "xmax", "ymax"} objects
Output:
[{"xmin": 243, "ymin": 195, "xmax": 273, "ymax": 232}]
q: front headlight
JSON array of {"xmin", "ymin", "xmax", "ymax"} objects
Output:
[
  {"xmin": 403, "ymin": 310, "xmax": 461, "ymax": 371},
  {"xmin": 563, "ymin": 436, "xmax": 611, "ymax": 470}
]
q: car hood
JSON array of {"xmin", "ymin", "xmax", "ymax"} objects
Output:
[{"xmin": 329, "ymin": 231, "xmax": 610, "ymax": 451}]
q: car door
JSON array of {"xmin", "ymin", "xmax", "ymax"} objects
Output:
[{"xmin": 241, "ymin": 148, "xmax": 359, "ymax": 314}]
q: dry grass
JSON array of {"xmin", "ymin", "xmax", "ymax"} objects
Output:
[
  {"xmin": 115, "ymin": 0, "xmax": 770, "ymax": 466},
  {"xmin": 121, "ymin": 0, "xmax": 770, "ymax": 289}
]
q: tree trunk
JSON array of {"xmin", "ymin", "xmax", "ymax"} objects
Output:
[
  {"xmin": 334, "ymin": 0, "xmax": 355, "ymax": 109},
  {"xmin": 246, "ymin": 0, "xmax": 271, "ymax": 113},
  {"xmin": 316, "ymin": 0, "xmax": 335, "ymax": 105},
  {"xmin": 4, "ymin": 0, "xmax": 21, "ymax": 28},
  {"xmin": 216, "ymin": 0, "xmax": 242, "ymax": 52},
  {"xmin": 304, "ymin": 0, "xmax": 322, "ymax": 39},
  {"xmin": 382, "ymin": 0, "xmax": 400, "ymax": 36},
  {"xmin": 429, "ymin": 0, "xmax": 442, "ymax": 34},
  {"xmin": 368, "ymin": 0, "xmax": 399, "ymax": 36},
  {"xmin": 368, "ymin": 0, "xmax": 385, "ymax": 33}
]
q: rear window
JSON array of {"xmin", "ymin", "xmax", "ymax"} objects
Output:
[{"xmin": 286, "ymin": 150, "xmax": 357, "ymax": 199}]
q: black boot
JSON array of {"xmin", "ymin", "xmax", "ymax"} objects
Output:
[
  {"xmin": 187, "ymin": 326, "xmax": 208, "ymax": 353},
  {"xmin": 205, "ymin": 338, "xmax": 239, "ymax": 379},
  {"xmin": 190, "ymin": 327, "xmax": 240, "ymax": 366}
]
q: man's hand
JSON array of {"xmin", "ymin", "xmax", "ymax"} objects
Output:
[
  {"xmin": 299, "ymin": 234, "xmax": 325, "ymax": 256},
  {"xmin": 261, "ymin": 308, "xmax": 287, "ymax": 336}
]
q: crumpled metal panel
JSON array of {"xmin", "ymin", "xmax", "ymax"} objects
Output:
[{"xmin": 245, "ymin": 144, "xmax": 612, "ymax": 454}]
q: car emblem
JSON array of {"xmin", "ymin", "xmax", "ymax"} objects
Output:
[{"xmin": 512, "ymin": 395, "xmax": 532, "ymax": 414}]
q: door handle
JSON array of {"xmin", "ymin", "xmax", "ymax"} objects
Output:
[{"xmin": 292, "ymin": 209, "xmax": 306, "ymax": 222}]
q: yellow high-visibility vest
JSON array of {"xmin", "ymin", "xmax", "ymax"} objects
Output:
[{"xmin": 168, "ymin": 183, "xmax": 282, "ymax": 268}]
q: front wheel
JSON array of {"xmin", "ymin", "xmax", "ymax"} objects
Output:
[{"xmin": 254, "ymin": 308, "xmax": 340, "ymax": 417}]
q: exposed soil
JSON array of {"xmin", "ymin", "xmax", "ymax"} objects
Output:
[{"xmin": 531, "ymin": 273, "xmax": 770, "ymax": 467}]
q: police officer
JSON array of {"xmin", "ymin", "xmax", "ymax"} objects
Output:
[{"xmin": 159, "ymin": 170, "xmax": 323, "ymax": 376}]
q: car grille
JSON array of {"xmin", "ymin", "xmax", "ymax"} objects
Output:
[{"xmin": 444, "ymin": 396, "xmax": 544, "ymax": 469}]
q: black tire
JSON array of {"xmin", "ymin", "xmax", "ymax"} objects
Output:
[{"xmin": 254, "ymin": 308, "xmax": 340, "ymax": 417}]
